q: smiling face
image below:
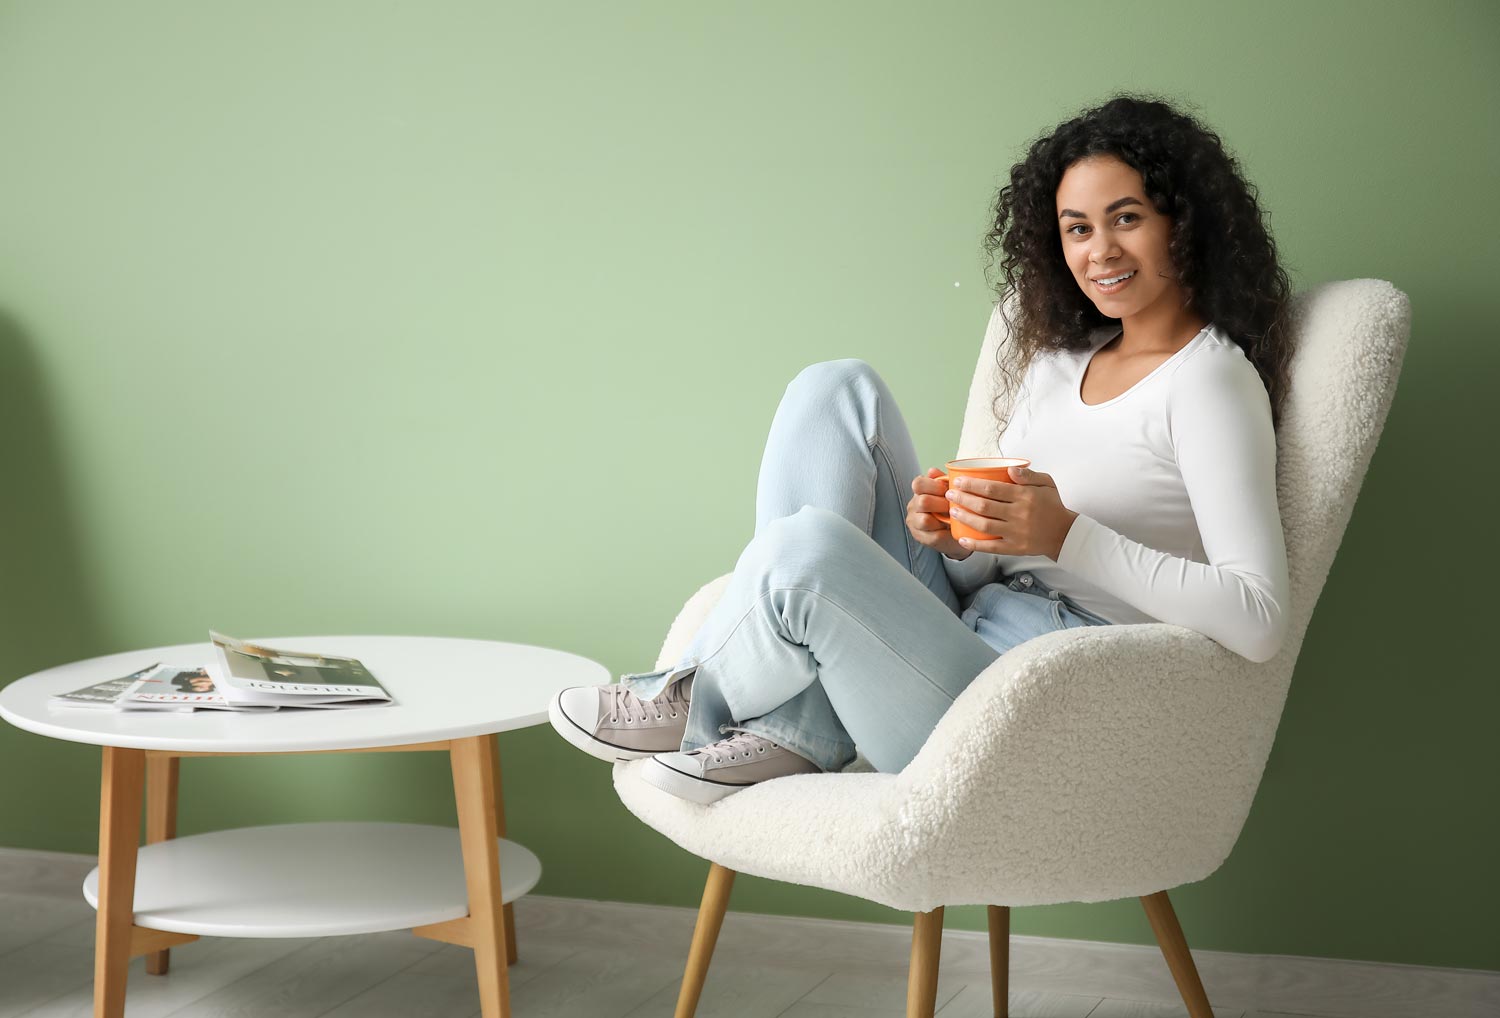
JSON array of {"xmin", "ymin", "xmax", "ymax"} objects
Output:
[{"xmin": 1056, "ymin": 154, "xmax": 1197, "ymax": 335}]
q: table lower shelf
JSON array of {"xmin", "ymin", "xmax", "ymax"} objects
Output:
[{"xmin": 82, "ymin": 821, "xmax": 541, "ymax": 939}]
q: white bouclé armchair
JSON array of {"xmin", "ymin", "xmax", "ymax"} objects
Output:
[{"xmin": 612, "ymin": 279, "xmax": 1411, "ymax": 1018}]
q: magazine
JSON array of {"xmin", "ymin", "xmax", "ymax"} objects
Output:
[
  {"xmin": 48, "ymin": 635, "xmax": 393, "ymax": 713},
  {"xmin": 50, "ymin": 664, "xmax": 164, "ymax": 710},
  {"xmin": 207, "ymin": 632, "xmax": 393, "ymax": 708},
  {"xmin": 49, "ymin": 663, "xmax": 278, "ymax": 712},
  {"xmin": 126, "ymin": 665, "xmax": 278, "ymax": 712}
]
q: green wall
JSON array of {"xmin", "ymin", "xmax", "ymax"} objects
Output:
[{"xmin": 2, "ymin": 0, "xmax": 1495, "ymax": 972}]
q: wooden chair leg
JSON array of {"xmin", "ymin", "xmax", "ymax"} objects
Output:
[
  {"xmin": 144, "ymin": 755, "xmax": 179, "ymax": 975},
  {"xmin": 987, "ymin": 905, "xmax": 1009, "ymax": 1018},
  {"xmin": 907, "ymin": 906, "xmax": 944, "ymax": 1018},
  {"xmin": 1140, "ymin": 890, "xmax": 1213, "ymax": 1018},
  {"xmin": 674, "ymin": 863, "xmax": 735, "ymax": 1018}
]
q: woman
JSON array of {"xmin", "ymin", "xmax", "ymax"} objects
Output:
[{"xmin": 548, "ymin": 92, "xmax": 1293, "ymax": 803}]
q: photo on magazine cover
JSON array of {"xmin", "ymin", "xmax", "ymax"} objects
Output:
[
  {"xmin": 235, "ymin": 647, "xmax": 379, "ymax": 688},
  {"xmin": 209, "ymin": 632, "xmax": 390, "ymax": 702},
  {"xmin": 168, "ymin": 667, "xmax": 217, "ymax": 693},
  {"xmin": 128, "ymin": 666, "xmax": 222, "ymax": 707}
]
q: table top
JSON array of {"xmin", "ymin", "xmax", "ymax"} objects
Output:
[{"xmin": 0, "ymin": 635, "xmax": 609, "ymax": 753}]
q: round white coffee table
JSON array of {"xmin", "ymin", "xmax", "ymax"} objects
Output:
[{"xmin": 0, "ymin": 635, "xmax": 608, "ymax": 1018}]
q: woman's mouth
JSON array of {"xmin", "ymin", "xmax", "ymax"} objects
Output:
[{"xmin": 1092, "ymin": 270, "xmax": 1136, "ymax": 294}]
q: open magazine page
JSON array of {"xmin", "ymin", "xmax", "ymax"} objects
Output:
[
  {"xmin": 125, "ymin": 666, "xmax": 279, "ymax": 713},
  {"xmin": 208, "ymin": 632, "xmax": 393, "ymax": 707},
  {"xmin": 49, "ymin": 664, "xmax": 160, "ymax": 710}
]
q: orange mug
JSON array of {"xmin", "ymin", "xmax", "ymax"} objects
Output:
[{"xmin": 934, "ymin": 457, "xmax": 1031, "ymax": 543}]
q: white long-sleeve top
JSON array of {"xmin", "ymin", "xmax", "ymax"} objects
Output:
[{"xmin": 941, "ymin": 322, "xmax": 1290, "ymax": 663}]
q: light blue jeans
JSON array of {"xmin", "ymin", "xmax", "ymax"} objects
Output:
[{"xmin": 622, "ymin": 359, "xmax": 1111, "ymax": 774}]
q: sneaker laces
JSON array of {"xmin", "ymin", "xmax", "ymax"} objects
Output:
[
  {"xmin": 697, "ymin": 730, "xmax": 776, "ymax": 764},
  {"xmin": 607, "ymin": 672, "xmax": 692, "ymax": 725}
]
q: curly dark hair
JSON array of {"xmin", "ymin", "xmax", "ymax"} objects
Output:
[{"xmin": 980, "ymin": 91, "xmax": 1295, "ymax": 446}]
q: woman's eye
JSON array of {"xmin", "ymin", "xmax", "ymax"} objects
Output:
[{"xmin": 1065, "ymin": 213, "xmax": 1138, "ymax": 237}]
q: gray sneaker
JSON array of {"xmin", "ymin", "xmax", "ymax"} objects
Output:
[
  {"xmin": 643, "ymin": 730, "xmax": 821, "ymax": 804},
  {"xmin": 549, "ymin": 672, "xmax": 693, "ymax": 762}
]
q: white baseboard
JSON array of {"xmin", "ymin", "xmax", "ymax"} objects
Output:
[{"xmin": 6, "ymin": 846, "xmax": 1495, "ymax": 1018}]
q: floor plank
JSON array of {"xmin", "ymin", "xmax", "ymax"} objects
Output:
[
  {"xmin": 797, "ymin": 967, "xmax": 968, "ymax": 1013},
  {"xmin": 319, "ymin": 940, "xmax": 583, "ymax": 1018},
  {"xmin": 499, "ymin": 946, "xmax": 683, "ymax": 1018},
  {"xmin": 0, "ymin": 894, "xmax": 95, "ymax": 958},
  {"xmin": 404, "ymin": 939, "xmax": 582, "ymax": 988},
  {"xmin": 0, "ymin": 942, "xmax": 95, "ymax": 1018},
  {"xmin": 778, "ymin": 1003, "xmax": 906, "ymax": 1018},
  {"xmin": 156, "ymin": 931, "xmax": 442, "ymax": 1018},
  {"xmin": 620, "ymin": 961, "xmax": 832, "ymax": 1018},
  {"xmin": 935, "ymin": 983, "xmax": 1104, "ymax": 1017},
  {"xmin": 1086, "ymin": 998, "xmax": 1245, "ymax": 1018},
  {"xmin": 316, "ymin": 964, "xmax": 478, "ymax": 1018},
  {"xmin": 0, "ymin": 851, "xmax": 95, "ymax": 900},
  {"xmin": 12, "ymin": 938, "xmax": 317, "ymax": 1018}
]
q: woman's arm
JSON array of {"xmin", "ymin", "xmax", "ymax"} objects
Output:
[
  {"xmin": 1056, "ymin": 352, "xmax": 1291, "ymax": 663},
  {"xmin": 941, "ymin": 549, "xmax": 1002, "ymax": 600}
]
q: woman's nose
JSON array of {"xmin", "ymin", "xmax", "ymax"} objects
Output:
[{"xmin": 1090, "ymin": 236, "xmax": 1121, "ymax": 261}]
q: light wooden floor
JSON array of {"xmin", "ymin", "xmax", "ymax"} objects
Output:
[{"xmin": 0, "ymin": 877, "xmax": 1351, "ymax": 1018}]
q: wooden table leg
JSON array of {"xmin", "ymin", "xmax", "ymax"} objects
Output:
[
  {"xmin": 451, "ymin": 734, "xmax": 512, "ymax": 1018},
  {"xmin": 144, "ymin": 754, "xmax": 179, "ymax": 975},
  {"xmin": 95, "ymin": 747, "xmax": 146, "ymax": 1018},
  {"xmin": 491, "ymin": 738, "xmax": 517, "ymax": 965}
]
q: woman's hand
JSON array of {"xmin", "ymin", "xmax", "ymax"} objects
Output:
[
  {"xmin": 906, "ymin": 467, "xmax": 971, "ymax": 559},
  {"xmin": 944, "ymin": 465, "xmax": 1079, "ymax": 560}
]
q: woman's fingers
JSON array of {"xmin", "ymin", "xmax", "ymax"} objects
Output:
[
  {"xmin": 946, "ymin": 493, "xmax": 1006, "ymax": 532},
  {"xmin": 945, "ymin": 488, "xmax": 984, "ymax": 514},
  {"xmin": 911, "ymin": 495, "xmax": 946, "ymax": 518},
  {"xmin": 948, "ymin": 506, "xmax": 995, "ymax": 535},
  {"xmin": 947, "ymin": 485, "xmax": 1020, "ymax": 518}
]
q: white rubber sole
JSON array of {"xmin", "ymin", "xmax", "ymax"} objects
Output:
[
  {"xmin": 546, "ymin": 690, "xmax": 672, "ymax": 763},
  {"xmin": 642, "ymin": 756, "xmax": 749, "ymax": 804}
]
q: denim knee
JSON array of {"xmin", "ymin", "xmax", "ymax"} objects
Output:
[
  {"xmin": 744, "ymin": 505, "xmax": 866, "ymax": 587},
  {"xmin": 787, "ymin": 358, "xmax": 881, "ymax": 400}
]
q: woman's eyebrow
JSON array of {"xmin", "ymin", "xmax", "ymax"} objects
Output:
[{"xmin": 1058, "ymin": 196, "xmax": 1144, "ymax": 220}]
